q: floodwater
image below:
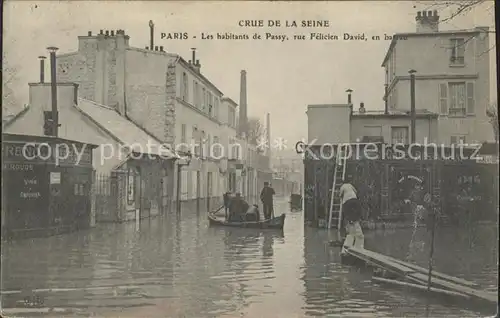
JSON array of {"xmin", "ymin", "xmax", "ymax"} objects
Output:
[{"xmin": 1, "ymin": 200, "xmax": 498, "ymax": 317}]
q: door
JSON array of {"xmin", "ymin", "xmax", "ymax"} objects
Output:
[
  {"xmin": 135, "ymin": 167, "xmax": 142, "ymax": 220},
  {"xmin": 161, "ymin": 168, "xmax": 169, "ymax": 215},
  {"xmin": 207, "ymin": 172, "xmax": 212, "ymax": 211}
]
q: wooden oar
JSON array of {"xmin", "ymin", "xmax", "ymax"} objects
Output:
[{"xmin": 210, "ymin": 205, "xmax": 224, "ymax": 215}]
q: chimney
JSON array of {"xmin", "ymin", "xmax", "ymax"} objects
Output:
[
  {"xmin": 100, "ymin": 29, "xmax": 104, "ymax": 35},
  {"xmin": 149, "ymin": 20, "xmax": 154, "ymax": 50},
  {"xmin": 191, "ymin": 48, "xmax": 196, "ymax": 63},
  {"xmin": 346, "ymin": 89, "xmax": 353, "ymax": 115},
  {"xmin": 47, "ymin": 46, "xmax": 59, "ymax": 137},
  {"xmin": 239, "ymin": 70, "xmax": 248, "ymax": 138},
  {"xmin": 110, "ymin": 30, "xmax": 115, "ymax": 36},
  {"xmin": 160, "ymin": 46, "xmax": 164, "ymax": 52},
  {"xmin": 88, "ymin": 31, "xmax": 92, "ymax": 36},
  {"xmin": 155, "ymin": 46, "xmax": 159, "ymax": 51},
  {"xmin": 38, "ymin": 56, "xmax": 46, "ymax": 83},
  {"xmin": 416, "ymin": 10, "xmax": 439, "ymax": 33},
  {"xmin": 105, "ymin": 30, "xmax": 109, "ymax": 36},
  {"xmin": 346, "ymin": 88, "xmax": 353, "ymax": 104},
  {"xmin": 359, "ymin": 102, "xmax": 366, "ymax": 114}
]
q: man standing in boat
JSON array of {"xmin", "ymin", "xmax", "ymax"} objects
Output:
[
  {"xmin": 223, "ymin": 191, "xmax": 232, "ymax": 220},
  {"xmin": 260, "ymin": 182, "xmax": 275, "ymax": 220}
]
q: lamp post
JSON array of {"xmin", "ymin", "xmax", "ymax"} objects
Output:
[{"xmin": 176, "ymin": 151, "xmax": 192, "ymax": 215}]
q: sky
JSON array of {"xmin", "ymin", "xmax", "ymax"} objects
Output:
[{"xmin": 3, "ymin": 1, "xmax": 496, "ymax": 147}]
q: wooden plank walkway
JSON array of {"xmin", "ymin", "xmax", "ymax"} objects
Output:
[{"xmin": 340, "ymin": 222, "xmax": 497, "ymax": 305}]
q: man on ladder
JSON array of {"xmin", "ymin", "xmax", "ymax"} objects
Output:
[{"xmin": 339, "ymin": 175, "xmax": 362, "ymax": 238}]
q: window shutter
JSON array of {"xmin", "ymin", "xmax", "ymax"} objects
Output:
[
  {"xmin": 466, "ymin": 82, "xmax": 474, "ymax": 115},
  {"xmin": 450, "ymin": 136, "xmax": 457, "ymax": 144},
  {"xmin": 439, "ymin": 83, "xmax": 448, "ymax": 115}
]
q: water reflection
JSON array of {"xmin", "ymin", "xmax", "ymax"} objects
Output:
[{"xmin": 1, "ymin": 204, "xmax": 496, "ymax": 317}]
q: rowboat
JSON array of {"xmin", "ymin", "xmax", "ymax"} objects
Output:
[{"xmin": 208, "ymin": 210, "xmax": 286, "ymax": 230}]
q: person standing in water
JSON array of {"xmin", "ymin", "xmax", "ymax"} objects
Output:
[
  {"xmin": 339, "ymin": 176, "xmax": 361, "ymax": 233},
  {"xmin": 260, "ymin": 182, "xmax": 275, "ymax": 220}
]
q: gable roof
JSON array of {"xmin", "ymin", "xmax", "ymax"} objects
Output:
[{"xmin": 75, "ymin": 99, "xmax": 179, "ymax": 159}]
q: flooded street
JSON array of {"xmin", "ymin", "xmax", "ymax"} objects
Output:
[{"xmin": 1, "ymin": 200, "xmax": 497, "ymax": 317}]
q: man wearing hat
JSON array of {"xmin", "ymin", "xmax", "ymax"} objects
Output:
[{"xmin": 260, "ymin": 182, "xmax": 276, "ymax": 220}]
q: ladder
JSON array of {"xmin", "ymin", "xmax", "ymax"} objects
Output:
[{"xmin": 328, "ymin": 144, "xmax": 348, "ymax": 229}]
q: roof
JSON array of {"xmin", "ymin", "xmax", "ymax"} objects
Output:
[
  {"xmin": 2, "ymin": 106, "xmax": 30, "ymax": 129},
  {"xmin": 221, "ymin": 96, "xmax": 238, "ymax": 106},
  {"xmin": 308, "ymin": 104, "xmax": 349, "ymax": 108},
  {"xmin": 352, "ymin": 109, "xmax": 438, "ymax": 118},
  {"xmin": 2, "ymin": 133, "xmax": 99, "ymax": 148},
  {"xmin": 75, "ymin": 99, "xmax": 179, "ymax": 159},
  {"xmin": 381, "ymin": 27, "xmax": 487, "ymax": 67}
]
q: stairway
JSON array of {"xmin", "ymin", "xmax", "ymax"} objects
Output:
[{"xmin": 328, "ymin": 145, "xmax": 348, "ymax": 229}]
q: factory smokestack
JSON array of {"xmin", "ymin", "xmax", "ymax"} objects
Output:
[{"xmin": 239, "ymin": 70, "xmax": 248, "ymax": 138}]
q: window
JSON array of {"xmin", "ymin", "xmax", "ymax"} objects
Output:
[
  {"xmin": 194, "ymin": 81, "xmax": 199, "ymax": 107},
  {"xmin": 391, "ymin": 127, "xmax": 409, "ymax": 144},
  {"xmin": 228, "ymin": 108, "xmax": 236, "ymax": 127},
  {"xmin": 200, "ymin": 130, "xmax": 206, "ymax": 158},
  {"xmin": 449, "ymin": 82, "xmax": 466, "ymax": 116},
  {"xmin": 213, "ymin": 136, "xmax": 220, "ymax": 157},
  {"xmin": 182, "ymin": 72, "xmax": 188, "ymax": 101},
  {"xmin": 439, "ymin": 82, "xmax": 474, "ymax": 116},
  {"xmin": 43, "ymin": 111, "xmax": 54, "ymax": 136},
  {"xmin": 208, "ymin": 92, "xmax": 213, "ymax": 116},
  {"xmin": 193, "ymin": 126, "xmax": 199, "ymax": 156},
  {"xmin": 180, "ymin": 124, "xmax": 186, "ymax": 143},
  {"xmin": 363, "ymin": 126, "xmax": 383, "ymax": 137},
  {"xmin": 214, "ymin": 97, "xmax": 219, "ymax": 119},
  {"xmin": 450, "ymin": 38, "xmax": 465, "ymax": 65},
  {"xmin": 201, "ymin": 88, "xmax": 206, "ymax": 111},
  {"xmin": 206, "ymin": 134, "xmax": 211, "ymax": 158},
  {"xmin": 439, "ymin": 83, "xmax": 448, "ymax": 114},
  {"xmin": 451, "ymin": 135, "xmax": 466, "ymax": 145}
]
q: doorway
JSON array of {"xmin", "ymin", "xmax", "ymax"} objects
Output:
[
  {"xmin": 161, "ymin": 168, "xmax": 169, "ymax": 215},
  {"xmin": 207, "ymin": 172, "xmax": 212, "ymax": 212}
]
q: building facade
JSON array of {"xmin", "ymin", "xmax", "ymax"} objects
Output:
[
  {"xmin": 382, "ymin": 11, "xmax": 493, "ymax": 145},
  {"xmin": 307, "ymin": 11, "xmax": 492, "ymax": 147},
  {"xmin": 3, "ymin": 82, "xmax": 178, "ymax": 223},
  {"xmin": 307, "ymin": 103, "xmax": 438, "ymax": 145},
  {"xmin": 54, "ymin": 29, "xmax": 271, "ymax": 212}
]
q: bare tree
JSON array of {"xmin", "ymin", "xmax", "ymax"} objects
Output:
[
  {"xmin": 486, "ymin": 101, "xmax": 498, "ymax": 142},
  {"xmin": 415, "ymin": 0, "xmax": 495, "ymax": 55},
  {"xmin": 2, "ymin": 52, "xmax": 19, "ymax": 116},
  {"xmin": 247, "ymin": 117, "xmax": 266, "ymax": 150},
  {"xmin": 415, "ymin": 1, "xmax": 490, "ymax": 23}
]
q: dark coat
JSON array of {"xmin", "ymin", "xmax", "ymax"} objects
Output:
[
  {"xmin": 223, "ymin": 192, "xmax": 231, "ymax": 206},
  {"xmin": 229, "ymin": 198, "xmax": 249, "ymax": 221},
  {"xmin": 260, "ymin": 186, "xmax": 275, "ymax": 203}
]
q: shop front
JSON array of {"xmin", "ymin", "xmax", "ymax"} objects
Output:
[{"xmin": 2, "ymin": 134, "xmax": 97, "ymax": 239}]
